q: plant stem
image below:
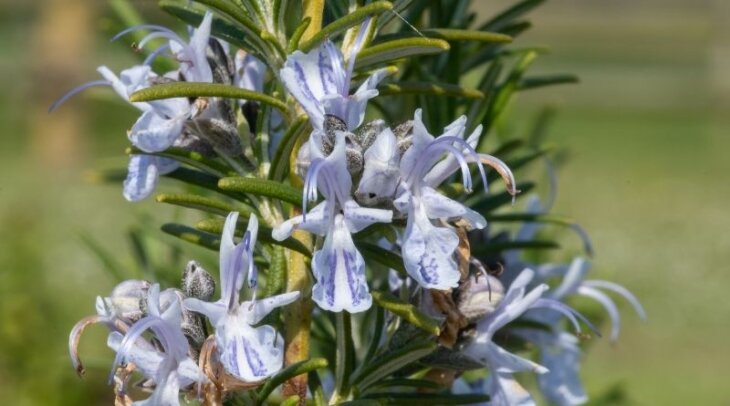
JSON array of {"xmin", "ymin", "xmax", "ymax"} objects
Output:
[
  {"xmin": 282, "ymin": 222, "xmax": 313, "ymax": 404},
  {"xmin": 302, "ymin": 0, "xmax": 324, "ymax": 42}
]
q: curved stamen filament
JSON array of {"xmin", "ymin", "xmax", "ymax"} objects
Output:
[
  {"xmin": 111, "ymin": 24, "xmax": 179, "ymax": 43},
  {"xmin": 143, "ymin": 44, "xmax": 171, "ymax": 66},
  {"xmin": 49, "ymin": 80, "xmax": 110, "ymax": 112}
]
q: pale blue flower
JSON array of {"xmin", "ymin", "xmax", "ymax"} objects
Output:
[
  {"xmin": 356, "ymin": 127, "xmax": 402, "ymax": 202},
  {"xmin": 280, "ymin": 18, "xmax": 389, "ymax": 131},
  {"xmin": 273, "ymin": 133, "xmax": 392, "ymax": 313},
  {"xmin": 184, "ymin": 212, "xmax": 299, "ymax": 381},
  {"xmin": 512, "ymin": 329, "xmax": 588, "ymax": 406},
  {"xmin": 110, "ymin": 284, "xmax": 207, "ymax": 406},
  {"xmin": 464, "ymin": 269, "xmax": 593, "ymax": 406},
  {"xmin": 393, "ymin": 109, "xmax": 515, "ymax": 289}
]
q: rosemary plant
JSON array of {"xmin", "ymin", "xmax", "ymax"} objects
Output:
[{"xmin": 59, "ymin": 0, "xmax": 644, "ymax": 405}]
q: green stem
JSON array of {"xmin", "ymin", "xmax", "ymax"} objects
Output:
[
  {"xmin": 330, "ymin": 312, "xmax": 354, "ymax": 404},
  {"xmin": 301, "ymin": 0, "xmax": 324, "ymax": 42}
]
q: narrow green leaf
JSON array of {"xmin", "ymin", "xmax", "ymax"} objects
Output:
[
  {"xmin": 481, "ymin": 0, "xmax": 546, "ymax": 31},
  {"xmin": 300, "ymin": 1, "xmax": 394, "ymax": 52},
  {"xmin": 518, "ymin": 74, "xmax": 579, "ymax": 90},
  {"xmin": 161, "ymin": 223, "xmax": 220, "ymax": 251},
  {"xmin": 287, "ymin": 17, "xmax": 311, "ymax": 53},
  {"xmin": 363, "ymin": 393, "xmax": 491, "ymax": 405},
  {"xmin": 127, "ymin": 228, "xmax": 152, "ymax": 278},
  {"xmin": 159, "ymin": 0, "xmax": 249, "ymax": 49},
  {"xmin": 331, "ymin": 313, "xmax": 356, "ymax": 403},
  {"xmin": 471, "ymin": 239, "xmax": 560, "ymax": 256},
  {"xmin": 195, "ymin": 217, "xmax": 312, "ymax": 257},
  {"xmin": 218, "ymin": 176, "xmax": 302, "ymax": 206},
  {"xmin": 378, "ymin": 82, "xmax": 483, "ymax": 99},
  {"xmin": 155, "ymin": 193, "xmax": 244, "ymax": 217},
  {"xmin": 371, "ymin": 291, "xmax": 440, "ymax": 336},
  {"xmin": 351, "ymin": 340, "xmax": 437, "ymax": 391},
  {"xmin": 162, "ymin": 167, "xmax": 249, "ymax": 201},
  {"xmin": 355, "ymin": 38, "xmax": 450, "ymax": 69},
  {"xmin": 126, "ymin": 146, "xmax": 234, "ymax": 177},
  {"xmin": 357, "ymin": 242, "xmax": 405, "ymax": 274},
  {"xmin": 365, "ymin": 378, "xmax": 441, "ymax": 391},
  {"xmin": 265, "ymin": 245, "xmax": 287, "ymax": 296},
  {"xmin": 256, "ymin": 358, "xmax": 328, "ymax": 402},
  {"xmin": 269, "ymin": 115, "xmax": 309, "ymax": 181},
  {"xmin": 129, "ymin": 82, "xmax": 288, "ymax": 113},
  {"xmin": 423, "ymin": 28, "xmax": 512, "ymax": 43}
]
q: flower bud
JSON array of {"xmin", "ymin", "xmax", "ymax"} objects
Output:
[
  {"xmin": 182, "ymin": 260, "xmax": 216, "ymax": 301},
  {"xmin": 103, "ymin": 279, "xmax": 151, "ymax": 323}
]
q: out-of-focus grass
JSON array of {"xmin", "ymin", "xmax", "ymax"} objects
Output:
[{"xmin": 0, "ymin": 0, "xmax": 728, "ymax": 404}]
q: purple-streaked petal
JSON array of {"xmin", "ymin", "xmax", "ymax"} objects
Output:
[
  {"xmin": 219, "ymin": 211, "xmax": 238, "ymax": 297},
  {"xmin": 583, "ymin": 280, "xmax": 647, "ymax": 321},
  {"xmin": 124, "ymin": 155, "xmax": 167, "ymax": 202},
  {"xmin": 219, "ymin": 322, "xmax": 284, "ymax": 381},
  {"xmin": 401, "ymin": 201, "xmax": 460, "ymax": 290},
  {"xmin": 311, "ymin": 215, "xmax": 372, "ymax": 312},
  {"xmin": 280, "ymin": 44, "xmax": 338, "ymax": 130}
]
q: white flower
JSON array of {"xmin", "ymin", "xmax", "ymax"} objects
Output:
[
  {"xmin": 184, "ymin": 212, "xmax": 299, "ymax": 381},
  {"xmin": 394, "ymin": 109, "xmax": 515, "ymax": 289},
  {"xmin": 280, "ymin": 18, "xmax": 390, "ymax": 131},
  {"xmin": 272, "ymin": 133, "xmax": 392, "ymax": 313},
  {"xmin": 110, "ymin": 284, "xmax": 207, "ymax": 406}
]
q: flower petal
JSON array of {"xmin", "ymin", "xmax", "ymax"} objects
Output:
[
  {"xmin": 219, "ymin": 322, "xmax": 284, "ymax": 381},
  {"xmin": 243, "ymin": 291, "xmax": 301, "ymax": 325},
  {"xmin": 342, "ymin": 200, "xmax": 392, "ymax": 233},
  {"xmin": 420, "ymin": 186, "xmax": 486, "ymax": 229},
  {"xmin": 356, "ymin": 128, "xmax": 401, "ymax": 202},
  {"xmin": 401, "ymin": 201, "xmax": 460, "ymax": 289},
  {"xmin": 311, "ymin": 215, "xmax": 372, "ymax": 312},
  {"xmin": 488, "ymin": 371, "xmax": 537, "ymax": 406},
  {"xmin": 183, "ymin": 298, "xmax": 227, "ymax": 326},
  {"xmin": 124, "ymin": 155, "xmax": 175, "ymax": 202},
  {"xmin": 129, "ymin": 110, "xmax": 186, "ymax": 153}
]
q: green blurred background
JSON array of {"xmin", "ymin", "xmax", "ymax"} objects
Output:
[{"xmin": 1, "ymin": 0, "xmax": 728, "ymax": 404}]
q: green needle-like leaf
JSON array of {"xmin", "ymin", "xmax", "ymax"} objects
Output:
[
  {"xmin": 378, "ymin": 82, "xmax": 484, "ymax": 99},
  {"xmin": 269, "ymin": 115, "xmax": 309, "ymax": 181},
  {"xmin": 155, "ymin": 193, "xmax": 247, "ymax": 217},
  {"xmin": 129, "ymin": 82, "xmax": 288, "ymax": 113},
  {"xmin": 127, "ymin": 146, "xmax": 234, "ymax": 177},
  {"xmin": 300, "ymin": 1, "xmax": 394, "ymax": 52},
  {"xmin": 371, "ymin": 291, "xmax": 440, "ymax": 336},
  {"xmin": 195, "ymin": 217, "xmax": 312, "ymax": 257},
  {"xmin": 518, "ymin": 74, "xmax": 579, "ymax": 90},
  {"xmin": 351, "ymin": 340, "xmax": 437, "ymax": 391},
  {"xmin": 362, "ymin": 393, "xmax": 491, "ymax": 405},
  {"xmin": 161, "ymin": 223, "xmax": 220, "ymax": 251},
  {"xmin": 423, "ymin": 28, "xmax": 512, "ymax": 43},
  {"xmin": 355, "ymin": 38, "xmax": 450, "ymax": 69},
  {"xmin": 218, "ymin": 176, "xmax": 302, "ymax": 206},
  {"xmin": 257, "ymin": 358, "xmax": 328, "ymax": 402}
]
